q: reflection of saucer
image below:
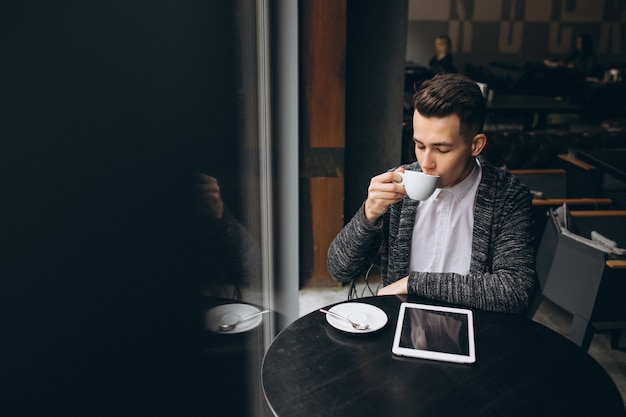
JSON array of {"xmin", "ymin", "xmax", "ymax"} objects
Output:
[
  {"xmin": 206, "ymin": 303, "xmax": 262, "ymax": 334},
  {"xmin": 325, "ymin": 303, "xmax": 388, "ymax": 333}
]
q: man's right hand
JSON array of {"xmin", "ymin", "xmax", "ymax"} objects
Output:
[{"xmin": 364, "ymin": 168, "xmax": 406, "ymax": 224}]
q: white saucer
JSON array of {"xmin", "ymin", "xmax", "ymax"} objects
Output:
[
  {"xmin": 206, "ymin": 303, "xmax": 263, "ymax": 334},
  {"xmin": 325, "ymin": 302, "xmax": 388, "ymax": 333}
]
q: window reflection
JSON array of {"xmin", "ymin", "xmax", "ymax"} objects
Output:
[
  {"xmin": 195, "ymin": 2, "xmax": 271, "ymax": 416},
  {"xmin": 193, "ymin": 173, "xmax": 261, "ymax": 299},
  {"xmin": 4, "ymin": 0, "xmax": 275, "ymax": 416}
]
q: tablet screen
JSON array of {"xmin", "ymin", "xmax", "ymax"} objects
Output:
[{"xmin": 392, "ymin": 302, "xmax": 476, "ymax": 364}]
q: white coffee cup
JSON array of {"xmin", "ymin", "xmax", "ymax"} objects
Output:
[{"xmin": 398, "ymin": 170, "xmax": 439, "ymax": 201}]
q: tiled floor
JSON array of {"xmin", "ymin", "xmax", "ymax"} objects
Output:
[{"xmin": 299, "ymin": 279, "xmax": 626, "ymax": 405}]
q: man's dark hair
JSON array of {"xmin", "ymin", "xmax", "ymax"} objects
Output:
[{"xmin": 413, "ymin": 73, "xmax": 485, "ymax": 140}]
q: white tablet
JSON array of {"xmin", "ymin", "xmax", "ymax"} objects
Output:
[{"xmin": 392, "ymin": 302, "xmax": 476, "ymax": 364}]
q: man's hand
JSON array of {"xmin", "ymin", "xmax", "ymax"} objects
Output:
[
  {"xmin": 377, "ymin": 276, "xmax": 409, "ymax": 296},
  {"xmin": 364, "ymin": 168, "xmax": 406, "ymax": 224}
]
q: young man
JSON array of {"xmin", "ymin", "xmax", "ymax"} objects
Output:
[{"xmin": 327, "ymin": 73, "xmax": 535, "ymax": 314}]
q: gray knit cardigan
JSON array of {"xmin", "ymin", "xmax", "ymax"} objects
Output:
[{"xmin": 327, "ymin": 157, "xmax": 536, "ymax": 314}]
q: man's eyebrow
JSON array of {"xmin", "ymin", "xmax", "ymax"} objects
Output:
[{"xmin": 413, "ymin": 137, "xmax": 454, "ymax": 147}]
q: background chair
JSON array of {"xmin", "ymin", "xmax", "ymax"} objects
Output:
[
  {"xmin": 556, "ymin": 153, "xmax": 601, "ymax": 198},
  {"xmin": 529, "ymin": 206, "xmax": 626, "ymax": 351}
]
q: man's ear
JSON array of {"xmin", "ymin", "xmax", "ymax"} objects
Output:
[{"xmin": 471, "ymin": 133, "xmax": 487, "ymax": 156}]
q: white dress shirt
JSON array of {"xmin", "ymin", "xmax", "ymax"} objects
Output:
[{"xmin": 409, "ymin": 159, "xmax": 482, "ymax": 275}]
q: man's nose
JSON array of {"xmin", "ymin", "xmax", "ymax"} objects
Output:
[{"xmin": 420, "ymin": 150, "xmax": 436, "ymax": 168}]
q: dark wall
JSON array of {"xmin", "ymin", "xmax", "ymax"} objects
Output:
[
  {"xmin": 344, "ymin": 0, "xmax": 409, "ymax": 221},
  {"xmin": 1, "ymin": 1, "xmax": 240, "ymax": 415}
]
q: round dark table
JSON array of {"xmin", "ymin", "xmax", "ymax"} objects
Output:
[{"xmin": 261, "ymin": 295, "xmax": 625, "ymax": 417}]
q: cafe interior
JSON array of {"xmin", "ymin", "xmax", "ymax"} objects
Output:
[{"xmin": 4, "ymin": 1, "xmax": 626, "ymax": 416}]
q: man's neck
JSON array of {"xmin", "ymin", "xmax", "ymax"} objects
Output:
[{"xmin": 448, "ymin": 158, "xmax": 477, "ymax": 188}]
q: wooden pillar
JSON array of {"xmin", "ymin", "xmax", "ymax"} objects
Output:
[{"xmin": 300, "ymin": 0, "xmax": 346, "ymax": 287}]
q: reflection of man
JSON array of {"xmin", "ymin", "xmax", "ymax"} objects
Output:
[
  {"xmin": 401, "ymin": 309, "xmax": 463, "ymax": 354},
  {"xmin": 327, "ymin": 73, "xmax": 536, "ymax": 313},
  {"xmin": 196, "ymin": 174, "xmax": 224, "ymax": 220},
  {"xmin": 195, "ymin": 174, "xmax": 260, "ymax": 295}
]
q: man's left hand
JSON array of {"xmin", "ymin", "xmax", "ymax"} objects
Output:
[{"xmin": 377, "ymin": 276, "xmax": 409, "ymax": 296}]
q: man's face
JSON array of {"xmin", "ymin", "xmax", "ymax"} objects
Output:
[{"xmin": 412, "ymin": 110, "xmax": 483, "ymax": 188}]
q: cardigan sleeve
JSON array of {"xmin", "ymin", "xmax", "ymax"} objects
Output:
[
  {"xmin": 407, "ymin": 173, "xmax": 536, "ymax": 314},
  {"xmin": 327, "ymin": 202, "xmax": 384, "ymax": 283}
]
